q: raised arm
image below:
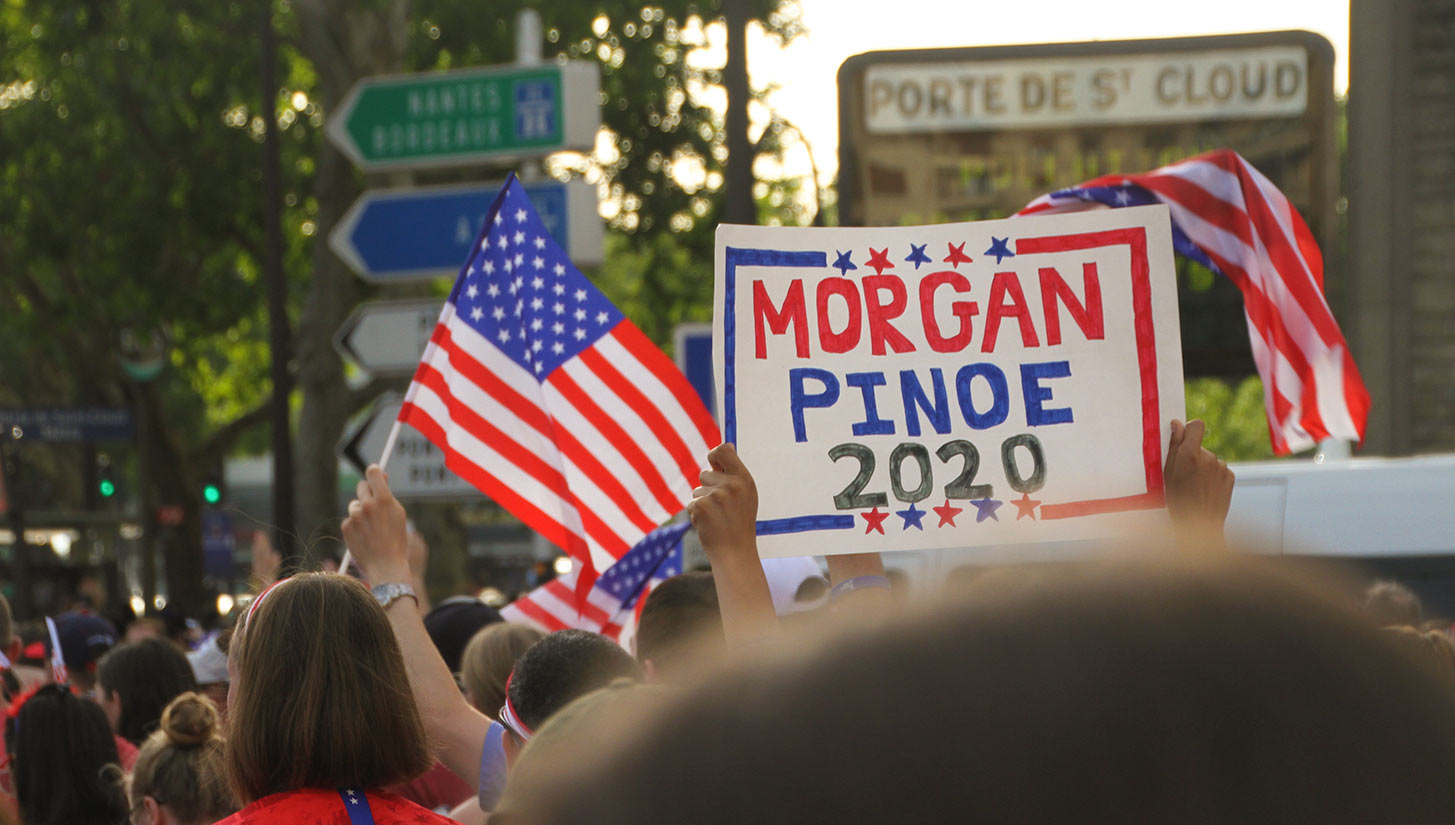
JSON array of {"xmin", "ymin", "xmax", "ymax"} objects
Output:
[
  {"xmin": 342, "ymin": 466, "xmax": 491, "ymax": 789},
  {"xmin": 688, "ymin": 443, "xmax": 779, "ymax": 646}
]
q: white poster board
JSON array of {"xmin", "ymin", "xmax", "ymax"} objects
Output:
[{"xmin": 714, "ymin": 205, "xmax": 1184, "ymax": 558}]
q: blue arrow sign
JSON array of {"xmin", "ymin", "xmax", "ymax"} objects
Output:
[
  {"xmin": 673, "ymin": 323, "xmax": 716, "ymax": 421},
  {"xmin": 330, "ymin": 179, "xmax": 603, "ymax": 282}
]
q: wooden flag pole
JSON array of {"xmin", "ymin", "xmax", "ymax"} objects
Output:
[{"xmin": 339, "ymin": 419, "xmax": 404, "ymax": 579}]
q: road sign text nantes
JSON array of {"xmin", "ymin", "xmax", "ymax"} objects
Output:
[
  {"xmin": 327, "ymin": 62, "xmax": 600, "ymax": 171},
  {"xmin": 330, "ymin": 179, "xmax": 604, "ymax": 282}
]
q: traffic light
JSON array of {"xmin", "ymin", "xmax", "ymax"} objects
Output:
[
  {"xmin": 97, "ymin": 453, "xmax": 117, "ymax": 501},
  {"xmin": 203, "ymin": 482, "xmax": 221, "ymax": 505}
]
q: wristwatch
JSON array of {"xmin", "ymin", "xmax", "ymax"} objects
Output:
[{"xmin": 370, "ymin": 582, "xmax": 418, "ymax": 610}]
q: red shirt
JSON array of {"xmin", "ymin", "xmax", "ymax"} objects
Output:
[{"xmin": 214, "ymin": 788, "xmax": 457, "ymax": 825}]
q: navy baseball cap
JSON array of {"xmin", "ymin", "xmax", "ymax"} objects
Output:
[{"xmin": 53, "ymin": 612, "xmax": 118, "ymax": 670}]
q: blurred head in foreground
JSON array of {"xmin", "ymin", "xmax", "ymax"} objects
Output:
[{"xmin": 493, "ymin": 557, "xmax": 1455, "ymax": 825}]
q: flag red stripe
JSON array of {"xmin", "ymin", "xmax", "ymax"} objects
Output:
[
  {"xmin": 413, "ymin": 364, "xmax": 575, "ymax": 502},
  {"xmin": 546, "ymin": 415, "xmax": 661, "ymax": 538},
  {"xmin": 399, "ymin": 402, "xmax": 587, "ymax": 560},
  {"xmin": 576, "ymin": 346, "xmax": 705, "ymax": 487},
  {"xmin": 433, "ymin": 325, "xmax": 556, "ymax": 441},
  {"xmin": 547, "ymin": 369, "xmax": 685, "ymax": 517},
  {"xmin": 1197, "ymin": 152, "xmax": 1342, "ymax": 345},
  {"xmin": 610, "ymin": 324, "xmax": 722, "ymax": 449},
  {"xmin": 508, "ymin": 597, "xmax": 571, "ymax": 632}
]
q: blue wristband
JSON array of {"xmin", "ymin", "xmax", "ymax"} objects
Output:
[{"xmin": 831, "ymin": 575, "xmax": 891, "ymax": 599}]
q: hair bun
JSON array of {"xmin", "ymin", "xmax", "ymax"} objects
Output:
[{"xmin": 159, "ymin": 691, "xmax": 221, "ymax": 748}]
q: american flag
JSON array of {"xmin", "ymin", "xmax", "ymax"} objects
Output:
[
  {"xmin": 1018, "ymin": 149, "xmax": 1369, "ymax": 455},
  {"xmin": 501, "ymin": 522, "xmax": 687, "ymax": 642},
  {"xmin": 398, "ymin": 175, "xmax": 719, "ymax": 597}
]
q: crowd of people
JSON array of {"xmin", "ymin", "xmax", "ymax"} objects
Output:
[{"xmin": 4, "ymin": 419, "xmax": 1455, "ymax": 824}]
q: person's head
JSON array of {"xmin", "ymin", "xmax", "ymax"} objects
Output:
[
  {"xmin": 498, "ymin": 558, "xmax": 1455, "ymax": 825},
  {"xmin": 424, "ymin": 596, "xmax": 504, "ymax": 674},
  {"xmin": 53, "ymin": 612, "xmax": 119, "ymax": 691},
  {"xmin": 129, "ymin": 692, "xmax": 236, "ymax": 825},
  {"xmin": 97, "ymin": 637, "xmax": 198, "ymax": 744},
  {"xmin": 224, "ymin": 573, "xmax": 431, "ymax": 802},
  {"xmin": 634, "ymin": 572, "xmax": 723, "ymax": 682},
  {"xmin": 499, "ymin": 630, "xmax": 641, "ymax": 762},
  {"xmin": 460, "ymin": 622, "xmax": 545, "ymax": 716},
  {"xmin": 1364, "ymin": 579, "xmax": 1424, "ymax": 627},
  {"xmin": 5, "ymin": 683, "xmax": 128, "ymax": 825}
]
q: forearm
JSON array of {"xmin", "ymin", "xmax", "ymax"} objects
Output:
[
  {"xmin": 378, "ymin": 565, "xmax": 489, "ymax": 787},
  {"xmin": 708, "ymin": 548, "xmax": 779, "ymax": 647}
]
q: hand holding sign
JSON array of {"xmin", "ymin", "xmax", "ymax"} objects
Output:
[
  {"xmin": 1163, "ymin": 419, "xmax": 1235, "ymax": 545},
  {"xmin": 689, "ymin": 443, "xmax": 778, "ymax": 645}
]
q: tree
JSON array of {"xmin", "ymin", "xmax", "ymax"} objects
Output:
[{"xmin": 0, "ymin": 0, "xmax": 805, "ymax": 612}]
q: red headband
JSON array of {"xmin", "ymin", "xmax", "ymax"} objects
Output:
[{"xmin": 496, "ymin": 671, "xmax": 534, "ymax": 741}]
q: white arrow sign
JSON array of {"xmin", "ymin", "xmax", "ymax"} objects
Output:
[
  {"xmin": 334, "ymin": 299, "xmax": 443, "ymax": 376},
  {"xmin": 339, "ymin": 395, "xmax": 478, "ymax": 499}
]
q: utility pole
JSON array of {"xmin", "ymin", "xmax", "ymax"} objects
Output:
[
  {"xmin": 261, "ymin": 4, "xmax": 299, "ymax": 571},
  {"xmin": 722, "ymin": 0, "xmax": 755, "ymax": 225}
]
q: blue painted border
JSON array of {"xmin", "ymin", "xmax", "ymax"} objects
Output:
[
  {"xmin": 756, "ymin": 515, "xmax": 856, "ymax": 534},
  {"xmin": 722, "ymin": 247, "xmax": 827, "ymax": 445},
  {"xmin": 723, "ymin": 247, "xmax": 845, "ymax": 539}
]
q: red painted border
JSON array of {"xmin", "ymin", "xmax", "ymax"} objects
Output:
[{"xmin": 1015, "ymin": 228, "xmax": 1166, "ymax": 520}]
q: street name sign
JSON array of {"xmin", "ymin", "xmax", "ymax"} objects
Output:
[
  {"xmin": 0, "ymin": 408, "xmax": 134, "ymax": 442},
  {"xmin": 330, "ymin": 179, "xmax": 603, "ymax": 282},
  {"xmin": 334, "ymin": 299, "xmax": 441, "ymax": 377},
  {"xmin": 326, "ymin": 62, "xmax": 600, "ymax": 171},
  {"xmin": 338, "ymin": 395, "xmax": 478, "ymax": 499}
]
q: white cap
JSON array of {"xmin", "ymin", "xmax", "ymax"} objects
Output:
[
  {"xmin": 760, "ymin": 557, "xmax": 829, "ymax": 615},
  {"xmin": 187, "ymin": 634, "xmax": 229, "ymax": 685}
]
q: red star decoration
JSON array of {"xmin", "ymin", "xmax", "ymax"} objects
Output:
[
  {"xmin": 1013, "ymin": 492, "xmax": 1041, "ymax": 520},
  {"xmin": 944, "ymin": 241, "xmax": 973, "ymax": 268},
  {"xmin": 865, "ymin": 247, "xmax": 894, "ymax": 276},
  {"xmin": 861, "ymin": 506, "xmax": 890, "ymax": 534},
  {"xmin": 932, "ymin": 499, "xmax": 963, "ymax": 527}
]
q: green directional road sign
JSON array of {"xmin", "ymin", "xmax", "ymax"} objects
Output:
[{"xmin": 327, "ymin": 62, "xmax": 600, "ymax": 171}]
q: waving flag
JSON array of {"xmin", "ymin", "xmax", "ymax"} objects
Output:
[
  {"xmin": 398, "ymin": 175, "xmax": 719, "ymax": 599},
  {"xmin": 1017, "ymin": 149, "xmax": 1369, "ymax": 455},
  {"xmin": 502, "ymin": 522, "xmax": 688, "ymax": 642}
]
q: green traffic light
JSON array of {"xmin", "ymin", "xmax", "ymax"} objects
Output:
[
  {"xmin": 203, "ymin": 484, "xmax": 221, "ymax": 505},
  {"xmin": 99, "ymin": 479, "xmax": 116, "ymax": 498}
]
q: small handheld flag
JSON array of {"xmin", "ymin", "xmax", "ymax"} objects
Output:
[{"xmin": 503, "ymin": 521, "xmax": 688, "ymax": 643}]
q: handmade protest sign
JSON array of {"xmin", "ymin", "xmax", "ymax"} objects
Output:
[{"xmin": 714, "ymin": 205, "xmax": 1184, "ymax": 558}]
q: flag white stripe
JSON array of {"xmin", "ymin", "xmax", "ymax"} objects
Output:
[
  {"xmin": 596, "ymin": 334, "xmax": 713, "ymax": 470},
  {"xmin": 557, "ymin": 359, "xmax": 685, "ymax": 517},
  {"xmin": 542, "ymin": 381, "xmax": 674, "ymax": 527},
  {"xmin": 410, "ymin": 383, "xmax": 585, "ymax": 537}
]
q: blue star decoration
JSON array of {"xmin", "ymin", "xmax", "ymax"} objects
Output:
[
  {"xmin": 971, "ymin": 497, "xmax": 1003, "ymax": 523},
  {"xmin": 832, "ymin": 249, "xmax": 857, "ymax": 276},
  {"xmin": 984, "ymin": 236, "xmax": 1015, "ymax": 265},
  {"xmin": 904, "ymin": 243, "xmax": 932, "ymax": 270},
  {"xmin": 896, "ymin": 502, "xmax": 926, "ymax": 530}
]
